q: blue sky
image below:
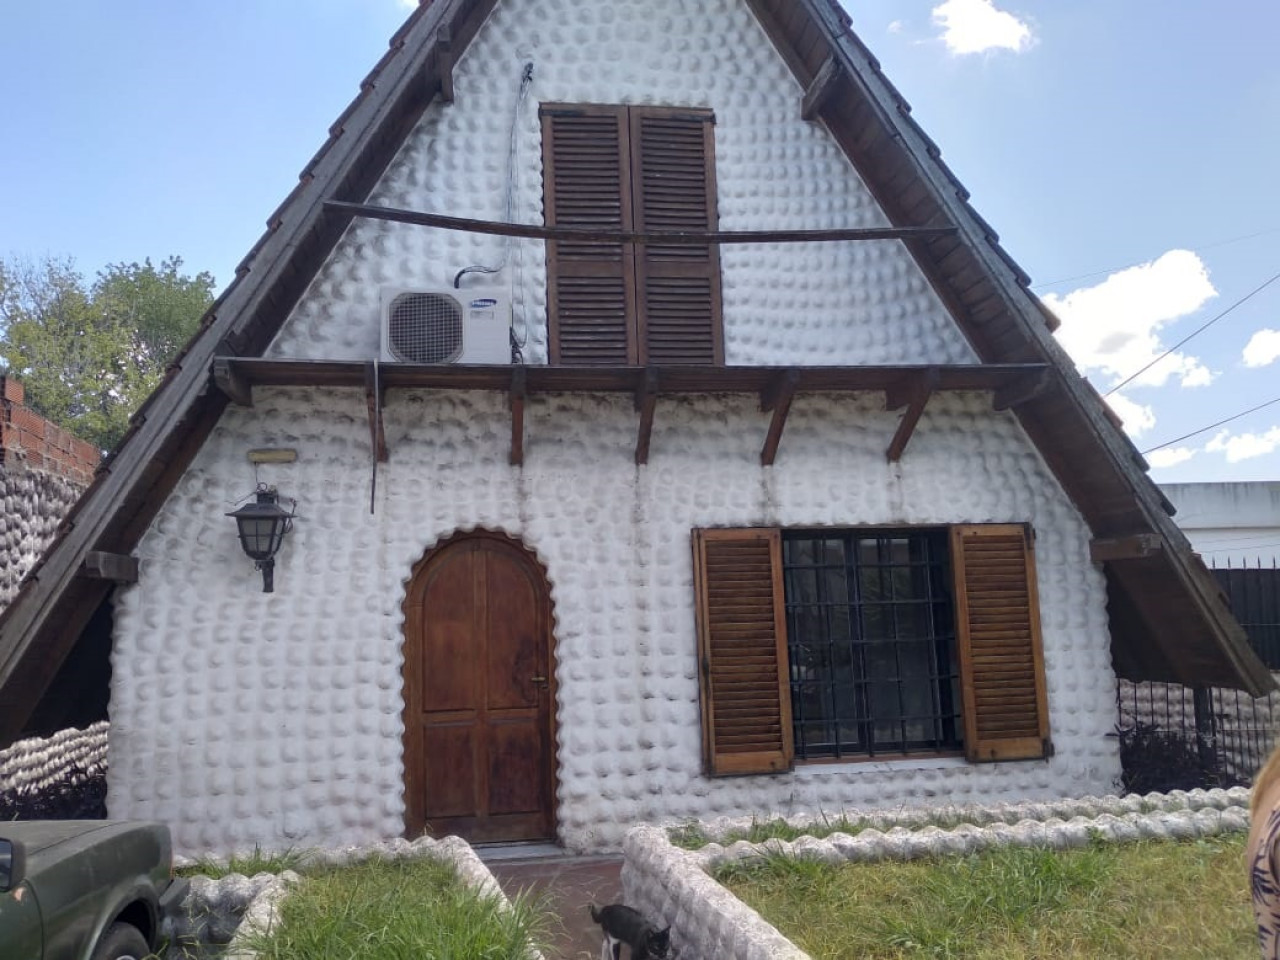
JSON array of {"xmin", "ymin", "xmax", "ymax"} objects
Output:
[{"xmin": 2, "ymin": 0, "xmax": 1278, "ymax": 483}]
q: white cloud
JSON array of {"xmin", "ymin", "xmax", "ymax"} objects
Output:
[
  {"xmin": 1147, "ymin": 446, "xmax": 1196, "ymax": 469},
  {"xmin": 1205, "ymin": 426, "xmax": 1280, "ymax": 463},
  {"xmin": 931, "ymin": 0, "xmax": 1035, "ymax": 55},
  {"xmin": 1243, "ymin": 328, "xmax": 1280, "ymax": 368},
  {"xmin": 1046, "ymin": 250, "xmax": 1218, "ymax": 389},
  {"xmin": 888, "ymin": 20, "xmax": 905, "ymax": 34},
  {"xmin": 1104, "ymin": 392, "xmax": 1156, "ymax": 438}
]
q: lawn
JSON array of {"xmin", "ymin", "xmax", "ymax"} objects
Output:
[
  {"xmin": 715, "ymin": 833, "xmax": 1255, "ymax": 959},
  {"xmin": 238, "ymin": 855, "xmax": 548, "ymax": 960}
]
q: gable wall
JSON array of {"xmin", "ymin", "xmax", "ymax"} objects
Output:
[
  {"xmin": 108, "ymin": 388, "xmax": 1118, "ymax": 854},
  {"xmin": 266, "ymin": 0, "xmax": 977, "ymax": 366}
]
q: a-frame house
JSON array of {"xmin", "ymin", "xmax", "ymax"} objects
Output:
[{"xmin": 0, "ymin": 0, "xmax": 1269, "ymax": 854}]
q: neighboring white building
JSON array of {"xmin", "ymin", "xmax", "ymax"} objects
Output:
[
  {"xmin": 1162, "ymin": 482, "xmax": 1280, "ymax": 567},
  {"xmin": 0, "ymin": 0, "xmax": 1268, "ymax": 856}
]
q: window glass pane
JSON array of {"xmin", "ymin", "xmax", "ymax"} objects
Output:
[{"xmin": 784, "ymin": 529, "xmax": 959, "ymax": 760}]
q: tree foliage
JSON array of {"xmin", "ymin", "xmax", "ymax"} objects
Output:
[{"xmin": 0, "ymin": 255, "xmax": 215, "ymax": 451}]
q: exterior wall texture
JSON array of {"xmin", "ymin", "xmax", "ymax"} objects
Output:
[
  {"xmin": 267, "ymin": 0, "xmax": 978, "ymax": 368},
  {"xmin": 109, "ymin": 389, "xmax": 1118, "ymax": 854},
  {"xmin": 105, "ymin": 0, "xmax": 1121, "ymax": 855}
]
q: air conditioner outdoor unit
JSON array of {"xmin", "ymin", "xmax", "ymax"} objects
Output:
[{"xmin": 379, "ymin": 287, "xmax": 512, "ymax": 364}]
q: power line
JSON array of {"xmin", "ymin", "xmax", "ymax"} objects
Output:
[
  {"xmin": 1034, "ymin": 226, "xmax": 1280, "ymax": 290},
  {"xmin": 1141, "ymin": 394, "xmax": 1280, "ymax": 455},
  {"xmin": 1104, "ymin": 267, "xmax": 1280, "ymax": 396}
]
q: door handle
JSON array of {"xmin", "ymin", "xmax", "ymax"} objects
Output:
[{"xmin": 530, "ymin": 675, "xmax": 549, "ymax": 686}]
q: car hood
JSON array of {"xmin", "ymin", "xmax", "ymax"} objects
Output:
[{"xmin": 1, "ymin": 821, "xmax": 127, "ymax": 855}]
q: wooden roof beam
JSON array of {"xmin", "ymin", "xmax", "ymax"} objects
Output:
[
  {"xmin": 760, "ymin": 368, "xmax": 799, "ymax": 466},
  {"xmin": 635, "ymin": 368, "xmax": 660, "ymax": 465},
  {"xmin": 993, "ymin": 368, "xmax": 1052, "ymax": 411},
  {"xmin": 213, "ymin": 356, "xmax": 253, "ymax": 407},
  {"xmin": 364, "ymin": 361, "xmax": 389, "ymax": 464},
  {"xmin": 1090, "ymin": 534, "xmax": 1164, "ymax": 563},
  {"xmin": 801, "ymin": 56, "xmax": 843, "ymax": 122},
  {"xmin": 79, "ymin": 552, "xmax": 139, "ymax": 584},
  {"xmin": 886, "ymin": 366, "xmax": 940, "ymax": 462},
  {"xmin": 509, "ymin": 366, "xmax": 527, "ymax": 466},
  {"xmin": 434, "ymin": 27, "xmax": 454, "ymax": 104}
]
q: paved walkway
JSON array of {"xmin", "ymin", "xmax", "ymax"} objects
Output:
[{"xmin": 487, "ymin": 854, "xmax": 623, "ymax": 960}]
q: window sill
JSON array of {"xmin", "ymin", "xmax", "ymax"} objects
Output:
[{"xmin": 791, "ymin": 753, "xmax": 969, "ymax": 777}]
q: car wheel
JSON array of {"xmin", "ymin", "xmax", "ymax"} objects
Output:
[{"xmin": 90, "ymin": 922, "xmax": 151, "ymax": 960}]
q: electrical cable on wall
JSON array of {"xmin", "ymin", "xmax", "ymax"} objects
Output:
[{"xmin": 452, "ymin": 62, "xmax": 536, "ymax": 363}]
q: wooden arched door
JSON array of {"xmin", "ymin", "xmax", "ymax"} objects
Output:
[{"xmin": 402, "ymin": 532, "xmax": 557, "ymax": 843}]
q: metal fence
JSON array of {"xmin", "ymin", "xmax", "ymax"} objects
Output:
[{"xmin": 1116, "ymin": 557, "xmax": 1280, "ymax": 793}]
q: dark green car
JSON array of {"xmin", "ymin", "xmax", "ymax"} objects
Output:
[{"xmin": 0, "ymin": 821, "xmax": 188, "ymax": 960}]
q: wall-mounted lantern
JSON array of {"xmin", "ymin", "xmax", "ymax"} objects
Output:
[{"xmin": 227, "ymin": 484, "xmax": 296, "ymax": 593}]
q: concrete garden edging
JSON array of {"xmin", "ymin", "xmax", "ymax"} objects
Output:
[
  {"xmin": 174, "ymin": 836, "xmax": 540, "ymax": 959},
  {"xmin": 621, "ymin": 788, "xmax": 1253, "ymax": 960}
]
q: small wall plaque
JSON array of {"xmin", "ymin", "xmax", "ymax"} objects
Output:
[{"xmin": 247, "ymin": 448, "xmax": 298, "ymax": 464}]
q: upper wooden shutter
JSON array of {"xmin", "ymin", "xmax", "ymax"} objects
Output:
[
  {"xmin": 692, "ymin": 529, "xmax": 793, "ymax": 776},
  {"xmin": 951, "ymin": 524, "xmax": 1051, "ymax": 762},
  {"xmin": 541, "ymin": 105, "xmax": 637, "ymax": 364},
  {"xmin": 630, "ymin": 108, "xmax": 724, "ymax": 365}
]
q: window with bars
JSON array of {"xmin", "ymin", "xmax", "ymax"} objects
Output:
[
  {"xmin": 540, "ymin": 103, "xmax": 724, "ymax": 366},
  {"xmin": 692, "ymin": 525, "xmax": 1051, "ymax": 776},
  {"xmin": 782, "ymin": 530, "xmax": 961, "ymax": 760}
]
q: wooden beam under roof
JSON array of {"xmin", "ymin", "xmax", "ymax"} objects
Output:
[
  {"xmin": 364, "ymin": 361, "xmax": 389, "ymax": 463},
  {"xmin": 324, "ymin": 200, "xmax": 958, "ymax": 246},
  {"xmin": 79, "ymin": 552, "xmax": 140, "ymax": 584},
  {"xmin": 213, "ymin": 356, "xmax": 253, "ymax": 407},
  {"xmin": 509, "ymin": 366, "xmax": 527, "ymax": 466},
  {"xmin": 886, "ymin": 366, "xmax": 940, "ymax": 462},
  {"xmin": 760, "ymin": 368, "xmax": 799, "ymax": 466},
  {"xmin": 434, "ymin": 27, "xmax": 454, "ymax": 103},
  {"xmin": 801, "ymin": 56, "xmax": 843, "ymax": 121},
  {"xmin": 1090, "ymin": 534, "xmax": 1164, "ymax": 564}
]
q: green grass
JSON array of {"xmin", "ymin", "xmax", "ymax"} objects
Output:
[
  {"xmin": 240, "ymin": 855, "xmax": 548, "ymax": 960},
  {"xmin": 669, "ymin": 814, "xmax": 873, "ymax": 849},
  {"xmin": 715, "ymin": 834, "xmax": 1255, "ymax": 959},
  {"xmin": 177, "ymin": 845, "xmax": 305, "ymax": 879}
]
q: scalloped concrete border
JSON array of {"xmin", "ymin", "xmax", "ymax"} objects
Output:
[
  {"xmin": 179, "ymin": 836, "xmax": 542, "ymax": 960},
  {"xmin": 621, "ymin": 789, "xmax": 1253, "ymax": 960}
]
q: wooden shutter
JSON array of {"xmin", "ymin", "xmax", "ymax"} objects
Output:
[
  {"xmin": 951, "ymin": 524, "xmax": 1051, "ymax": 762},
  {"xmin": 692, "ymin": 529, "xmax": 793, "ymax": 776},
  {"xmin": 631, "ymin": 108, "xmax": 724, "ymax": 365},
  {"xmin": 541, "ymin": 105, "xmax": 637, "ymax": 364}
]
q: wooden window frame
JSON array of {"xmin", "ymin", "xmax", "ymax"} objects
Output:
[
  {"xmin": 692, "ymin": 524, "xmax": 1052, "ymax": 777},
  {"xmin": 541, "ymin": 102, "xmax": 724, "ymax": 367}
]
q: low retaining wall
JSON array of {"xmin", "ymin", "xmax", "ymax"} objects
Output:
[
  {"xmin": 0, "ymin": 721, "xmax": 107, "ymax": 790},
  {"xmin": 622, "ymin": 788, "xmax": 1252, "ymax": 960},
  {"xmin": 173, "ymin": 835, "xmax": 536, "ymax": 960}
]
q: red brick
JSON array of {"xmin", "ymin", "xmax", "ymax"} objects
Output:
[{"xmin": 0, "ymin": 377, "xmax": 23, "ymax": 404}]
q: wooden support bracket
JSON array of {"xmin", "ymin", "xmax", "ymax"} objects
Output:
[
  {"xmin": 435, "ymin": 27, "xmax": 454, "ymax": 103},
  {"xmin": 760, "ymin": 368, "xmax": 800, "ymax": 466},
  {"xmin": 993, "ymin": 369, "xmax": 1052, "ymax": 411},
  {"xmin": 80, "ymin": 551, "xmax": 139, "ymax": 584},
  {"xmin": 801, "ymin": 56, "xmax": 843, "ymax": 122},
  {"xmin": 1090, "ymin": 533, "xmax": 1165, "ymax": 563},
  {"xmin": 213, "ymin": 357, "xmax": 253, "ymax": 407},
  {"xmin": 886, "ymin": 367, "xmax": 940, "ymax": 462},
  {"xmin": 509, "ymin": 366, "xmax": 527, "ymax": 466},
  {"xmin": 635, "ymin": 369, "xmax": 660, "ymax": 466},
  {"xmin": 364, "ymin": 362, "xmax": 389, "ymax": 463}
]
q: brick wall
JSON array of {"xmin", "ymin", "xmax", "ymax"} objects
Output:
[
  {"xmin": 0, "ymin": 378, "xmax": 100, "ymax": 485},
  {"xmin": 0, "ymin": 377, "xmax": 100, "ymax": 609}
]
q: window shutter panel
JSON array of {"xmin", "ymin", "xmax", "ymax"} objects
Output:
[
  {"xmin": 692, "ymin": 528, "xmax": 793, "ymax": 776},
  {"xmin": 951, "ymin": 524, "xmax": 1051, "ymax": 762},
  {"xmin": 631, "ymin": 109, "xmax": 724, "ymax": 365},
  {"xmin": 541, "ymin": 106, "xmax": 637, "ymax": 364}
]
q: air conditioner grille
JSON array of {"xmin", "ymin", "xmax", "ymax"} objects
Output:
[{"xmin": 387, "ymin": 293, "xmax": 463, "ymax": 363}]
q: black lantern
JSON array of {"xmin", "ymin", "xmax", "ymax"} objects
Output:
[{"xmin": 227, "ymin": 485, "xmax": 295, "ymax": 593}]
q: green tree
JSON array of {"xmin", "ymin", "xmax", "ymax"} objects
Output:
[{"xmin": 0, "ymin": 255, "xmax": 215, "ymax": 451}]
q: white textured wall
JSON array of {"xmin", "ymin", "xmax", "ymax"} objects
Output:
[
  {"xmin": 267, "ymin": 0, "xmax": 977, "ymax": 368},
  {"xmin": 108, "ymin": 389, "xmax": 1118, "ymax": 854},
  {"xmin": 107, "ymin": 0, "xmax": 1118, "ymax": 855}
]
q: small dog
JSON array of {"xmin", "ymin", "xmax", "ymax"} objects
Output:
[{"xmin": 588, "ymin": 903, "xmax": 671, "ymax": 960}]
